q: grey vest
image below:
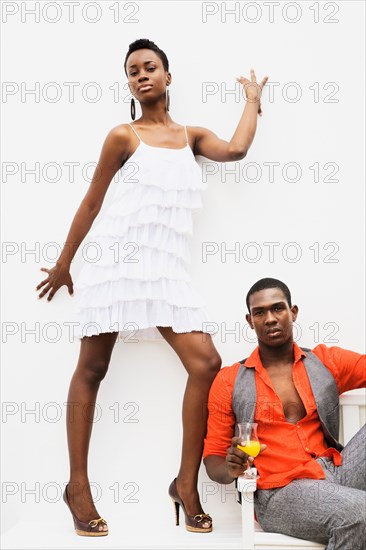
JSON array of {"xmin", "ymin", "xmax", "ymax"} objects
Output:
[{"xmin": 232, "ymin": 347, "xmax": 343, "ymax": 452}]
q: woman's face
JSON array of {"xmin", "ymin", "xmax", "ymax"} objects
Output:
[{"xmin": 126, "ymin": 49, "xmax": 171, "ymax": 102}]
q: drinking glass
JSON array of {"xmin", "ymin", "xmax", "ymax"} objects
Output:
[{"xmin": 237, "ymin": 422, "xmax": 260, "ymax": 478}]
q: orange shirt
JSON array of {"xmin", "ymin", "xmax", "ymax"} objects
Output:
[{"xmin": 203, "ymin": 343, "xmax": 366, "ymax": 490}]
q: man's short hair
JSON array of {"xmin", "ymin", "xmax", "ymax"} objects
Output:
[{"xmin": 246, "ymin": 278, "xmax": 292, "ymax": 311}]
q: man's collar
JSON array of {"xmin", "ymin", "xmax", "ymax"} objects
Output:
[{"xmin": 243, "ymin": 341, "xmax": 306, "ymax": 369}]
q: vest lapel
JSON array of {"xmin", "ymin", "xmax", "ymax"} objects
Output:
[
  {"xmin": 232, "ymin": 348, "xmax": 343, "ymax": 451},
  {"xmin": 301, "ymin": 347, "xmax": 343, "ymax": 451}
]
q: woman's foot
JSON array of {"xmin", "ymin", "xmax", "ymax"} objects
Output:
[
  {"xmin": 64, "ymin": 480, "xmax": 108, "ymax": 535},
  {"xmin": 169, "ymin": 477, "xmax": 212, "ymax": 532}
]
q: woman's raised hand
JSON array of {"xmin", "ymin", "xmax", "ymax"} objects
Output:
[
  {"xmin": 236, "ymin": 69, "xmax": 269, "ymax": 116},
  {"xmin": 35, "ymin": 264, "xmax": 74, "ymax": 301}
]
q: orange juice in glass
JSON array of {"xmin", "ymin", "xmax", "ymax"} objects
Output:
[{"xmin": 237, "ymin": 422, "xmax": 260, "ymax": 458}]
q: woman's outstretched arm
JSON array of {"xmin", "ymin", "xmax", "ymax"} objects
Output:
[
  {"xmin": 36, "ymin": 125, "xmax": 130, "ymax": 301},
  {"xmin": 192, "ymin": 69, "xmax": 268, "ymax": 162}
]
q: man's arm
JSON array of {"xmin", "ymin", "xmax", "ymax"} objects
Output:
[
  {"xmin": 204, "ymin": 455, "xmax": 237, "ymax": 484},
  {"xmin": 312, "ymin": 345, "xmax": 366, "ymax": 393},
  {"xmin": 202, "ymin": 365, "xmax": 238, "ymax": 460}
]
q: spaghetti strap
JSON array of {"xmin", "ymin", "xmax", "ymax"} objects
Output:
[
  {"xmin": 128, "ymin": 123, "xmax": 188, "ymax": 147},
  {"xmin": 184, "ymin": 125, "xmax": 188, "ymax": 145},
  {"xmin": 127, "ymin": 123, "xmax": 142, "ymax": 143}
]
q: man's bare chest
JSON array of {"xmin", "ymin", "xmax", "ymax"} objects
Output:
[{"xmin": 266, "ymin": 367, "xmax": 307, "ymax": 423}]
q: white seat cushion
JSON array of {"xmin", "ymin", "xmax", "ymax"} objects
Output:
[{"xmin": 254, "ymin": 521, "xmax": 326, "ymax": 548}]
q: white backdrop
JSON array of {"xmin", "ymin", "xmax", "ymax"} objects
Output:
[{"xmin": 1, "ymin": 1, "xmax": 365, "ymax": 548}]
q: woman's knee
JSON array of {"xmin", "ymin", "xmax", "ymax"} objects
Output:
[
  {"xmin": 209, "ymin": 352, "xmax": 222, "ymax": 375},
  {"xmin": 86, "ymin": 359, "xmax": 109, "ymax": 382},
  {"xmin": 190, "ymin": 352, "xmax": 222, "ymax": 379},
  {"xmin": 77, "ymin": 333, "xmax": 117, "ymax": 383},
  {"xmin": 77, "ymin": 357, "xmax": 111, "ymax": 383}
]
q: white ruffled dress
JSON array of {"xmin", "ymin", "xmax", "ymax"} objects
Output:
[{"xmin": 73, "ymin": 123, "xmax": 211, "ymax": 340}]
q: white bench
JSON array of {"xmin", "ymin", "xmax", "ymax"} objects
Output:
[{"xmin": 237, "ymin": 389, "xmax": 366, "ymax": 550}]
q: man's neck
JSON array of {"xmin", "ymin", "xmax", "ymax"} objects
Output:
[{"xmin": 258, "ymin": 340, "xmax": 295, "ymax": 368}]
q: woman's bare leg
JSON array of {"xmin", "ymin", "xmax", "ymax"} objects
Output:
[
  {"xmin": 157, "ymin": 328, "xmax": 221, "ymax": 517},
  {"xmin": 65, "ymin": 332, "xmax": 118, "ymax": 525}
]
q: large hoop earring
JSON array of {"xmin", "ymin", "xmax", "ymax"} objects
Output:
[
  {"xmin": 166, "ymin": 88, "xmax": 170, "ymax": 112},
  {"xmin": 130, "ymin": 97, "xmax": 136, "ymax": 120}
]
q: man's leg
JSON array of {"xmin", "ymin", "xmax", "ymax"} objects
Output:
[
  {"xmin": 254, "ymin": 469, "xmax": 366, "ymax": 550},
  {"xmin": 321, "ymin": 424, "xmax": 366, "ymax": 490}
]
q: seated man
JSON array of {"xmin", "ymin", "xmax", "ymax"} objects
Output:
[{"xmin": 203, "ymin": 277, "xmax": 366, "ymax": 549}]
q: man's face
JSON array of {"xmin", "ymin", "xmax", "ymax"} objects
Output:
[{"xmin": 246, "ymin": 287, "xmax": 298, "ymax": 347}]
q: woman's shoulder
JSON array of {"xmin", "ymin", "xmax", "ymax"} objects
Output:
[
  {"xmin": 107, "ymin": 122, "xmax": 133, "ymax": 139},
  {"xmin": 186, "ymin": 125, "xmax": 218, "ymax": 140},
  {"xmin": 185, "ymin": 126, "xmax": 214, "ymax": 155},
  {"xmin": 102, "ymin": 123, "xmax": 135, "ymax": 150},
  {"xmin": 186, "ymin": 125, "xmax": 211, "ymax": 138},
  {"xmin": 97, "ymin": 123, "xmax": 135, "ymax": 166}
]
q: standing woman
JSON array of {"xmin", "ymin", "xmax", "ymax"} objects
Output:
[{"xmin": 36, "ymin": 39, "xmax": 268, "ymax": 536}]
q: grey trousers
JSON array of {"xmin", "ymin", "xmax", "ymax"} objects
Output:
[{"xmin": 254, "ymin": 424, "xmax": 366, "ymax": 550}]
